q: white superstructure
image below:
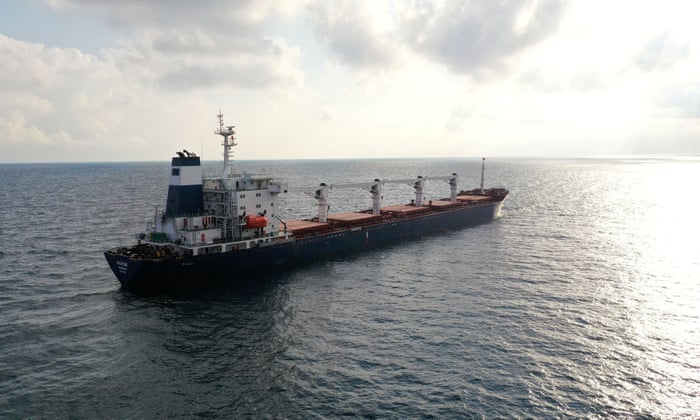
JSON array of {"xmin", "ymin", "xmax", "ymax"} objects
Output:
[{"xmin": 144, "ymin": 112, "xmax": 288, "ymax": 256}]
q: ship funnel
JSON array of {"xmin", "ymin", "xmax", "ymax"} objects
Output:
[{"xmin": 165, "ymin": 152, "xmax": 204, "ymax": 217}]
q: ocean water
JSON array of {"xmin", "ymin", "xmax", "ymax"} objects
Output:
[{"xmin": 0, "ymin": 157, "xmax": 698, "ymax": 418}]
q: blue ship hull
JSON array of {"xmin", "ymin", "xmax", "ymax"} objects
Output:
[{"xmin": 105, "ymin": 200, "xmax": 503, "ymax": 289}]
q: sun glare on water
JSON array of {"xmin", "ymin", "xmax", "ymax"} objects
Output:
[{"xmin": 598, "ymin": 157, "xmax": 700, "ymax": 415}]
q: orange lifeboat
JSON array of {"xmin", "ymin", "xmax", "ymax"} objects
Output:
[{"xmin": 245, "ymin": 215, "xmax": 268, "ymax": 228}]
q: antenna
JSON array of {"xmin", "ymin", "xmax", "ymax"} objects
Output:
[{"xmin": 215, "ymin": 110, "xmax": 237, "ymax": 177}]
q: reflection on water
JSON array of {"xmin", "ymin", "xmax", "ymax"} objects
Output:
[{"xmin": 590, "ymin": 159, "xmax": 700, "ymax": 415}]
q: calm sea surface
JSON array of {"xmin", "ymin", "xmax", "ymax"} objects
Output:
[{"xmin": 0, "ymin": 157, "xmax": 698, "ymax": 417}]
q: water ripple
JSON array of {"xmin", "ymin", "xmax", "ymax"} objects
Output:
[{"xmin": 0, "ymin": 159, "xmax": 698, "ymax": 417}]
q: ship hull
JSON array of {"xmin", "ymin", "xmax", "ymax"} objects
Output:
[{"xmin": 105, "ymin": 200, "xmax": 504, "ymax": 289}]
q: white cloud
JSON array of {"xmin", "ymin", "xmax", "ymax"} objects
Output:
[
  {"xmin": 47, "ymin": 0, "xmax": 303, "ymax": 27},
  {"xmin": 0, "ymin": 112, "xmax": 53, "ymax": 145},
  {"xmin": 634, "ymin": 33, "xmax": 690, "ymax": 73},
  {"xmin": 0, "ymin": 34, "xmax": 204, "ymax": 160},
  {"xmin": 0, "ymin": 111, "xmax": 83, "ymax": 167},
  {"xmin": 308, "ymin": 0, "xmax": 399, "ymax": 69},
  {"xmin": 307, "ymin": 0, "xmax": 566, "ymax": 77},
  {"xmin": 46, "ymin": 0, "xmax": 306, "ymax": 91},
  {"xmin": 0, "ymin": 35, "xmax": 118, "ymax": 142},
  {"xmin": 107, "ymin": 29, "xmax": 303, "ymax": 90},
  {"xmin": 0, "ymin": 0, "xmax": 306, "ymax": 161},
  {"xmin": 397, "ymin": 0, "xmax": 566, "ymax": 77},
  {"xmin": 0, "ymin": 92, "xmax": 53, "ymax": 116},
  {"xmin": 0, "ymin": 35, "xmax": 93, "ymax": 91}
]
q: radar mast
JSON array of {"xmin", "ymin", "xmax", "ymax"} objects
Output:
[{"xmin": 215, "ymin": 110, "xmax": 236, "ymax": 177}]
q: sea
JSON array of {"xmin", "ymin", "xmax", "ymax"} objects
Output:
[{"xmin": 0, "ymin": 157, "xmax": 698, "ymax": 418}]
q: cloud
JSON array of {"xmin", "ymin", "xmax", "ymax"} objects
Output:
[
  {"xmin": 0, "ymin": 1, "xmax": 307, "ymax": 161},
  {"xmin": 398, "ymin": 0, "xmax": 566, "ymax": 76},
  {"xmin": 108, "ymin": 29, "xmax": 303, "ymax": 90},
  {"xmin": 308, "ymin": 1, "xmax": 399, "ymax": 69},
  {"xmin": 306, "ymin": 0, "xmax": 565, "ymax": 77},
  {"xmin": 634, "ymin": 33, "xmax": 690, "ymax": 72},
  {"xmin": 0, "ymin": 112, "xmax": 52, "ymax": 144},
  {"xmin": 0, "ymin": 35, "xmax": 188, "ymax": 157},
  {"xmin": 0, "ymin": 92, "xmax": 53, "ymax": 116},
  {"xmin": 46, "ymin": 0, "xmax": 300, "ymax": 28},
  {"xmin": 0, "ymin": 35, "xmax": 97, "ymax": 91},
  {"xmin": 0, "ymin": 111, "xmax": 80, "ymax": 148},
  {"xmin": 0, "ymin": 35, "xmax": 124, "ymax": 142},
  {"xmin": 46, "ymin": 0, "xmax": 305, "ymax": 91}
]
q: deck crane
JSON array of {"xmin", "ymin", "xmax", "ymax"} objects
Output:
[{"xmin": 286, "ymin": 174, "xmax": 459, "ymax": 222}]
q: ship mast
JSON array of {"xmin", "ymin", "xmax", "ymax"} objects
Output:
[{"xmin": 215, "ymin": 110, "xmax": 237, "ymax": 177}]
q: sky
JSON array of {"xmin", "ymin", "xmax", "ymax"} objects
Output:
[{"xmin": 1, "ymin": 0, "xmax": 699, "ymax": 162}]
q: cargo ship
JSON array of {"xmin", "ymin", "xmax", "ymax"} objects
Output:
[{"xmin": 104, "ymin": 112, "xmax": 508, "ymax": 288}]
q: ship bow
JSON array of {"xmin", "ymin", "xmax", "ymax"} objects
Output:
[{"xmin": 104, "ymin": 250, "xmax": 143, "ymax": 288}]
